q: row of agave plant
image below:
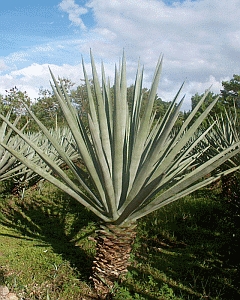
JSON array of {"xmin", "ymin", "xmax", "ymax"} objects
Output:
[
  {"xmin": 0, "ymin": 113, "xmax": 78, "ymax": 197},
  {"xmin": 1, "ymin": 53, "xmax": 240, "ymax": 299}
]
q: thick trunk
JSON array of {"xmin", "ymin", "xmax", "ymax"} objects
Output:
[{"xmin": 91, "ymin": 223, "xmax": 137, "ymax": 299}]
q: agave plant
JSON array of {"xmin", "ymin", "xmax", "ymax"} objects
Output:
[
  {"xmin": 204, "ymin": 105, "xmax": 240, "ymax": 199},
  {"xmin": 0, "ymin": 110, "xmax": 26, "ymax": 181},
  {"xmin": 206, "ymin": 105, "xmax": 240, "ymax": 168},
  {"xmin": 0, "ymin": 111, "xmax": 76, "ymax": 191},
  {"xmin": 1, "ymin": 53, "xmax": 240, "ymax": 298},
  {"xmin": 1, "ymin": 125, "xmax": 78, "ymax": 197}
]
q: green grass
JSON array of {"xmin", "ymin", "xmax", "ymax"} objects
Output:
[{"xmin": 0, "ymin": 181, "xmax": 239, "ymax": 299}]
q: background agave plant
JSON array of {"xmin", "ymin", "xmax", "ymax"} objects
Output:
[
  {"xmin": 0, "ymin": 111, "xmax": 78, "ymax": 197},
  {"xmin": 207, "ymin": 105, "xmax": 240, "ymax": 167},
  {"xmin": 1, "ymin": 53, "xmax": 240, "ymax": 299},
  {"xmin": 205, "ymin": 105, "xmax": 240, "ymax": 203},
  {"xmin": 0, "ymin": 110, "xmax": 28, "ymax": 184}
]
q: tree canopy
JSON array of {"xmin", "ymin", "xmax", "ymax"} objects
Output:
[{"xmin": 2, "ymin": 74, "xmax": 240, "ymax": 131}]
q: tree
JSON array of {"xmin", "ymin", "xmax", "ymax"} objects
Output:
[
  {"xmin": 221, "ymin": 74, "xmax": 240, "ymax": 108},
  {"xmin": 191, "ymin": 91, "xmax": 224, "ymax": 124},
  {"xmin": 31, "ymin": 89, "xmax": 63, "ymax": 130},
  {"xmin": 190, "ymin": 76, "xmax": 240, "ymax": 127},
  {"xmin": 69, "ymin": 79, "xmax": 95, "ymax": 126},
  {"xmin": 30, "ymin": 78, "xmax": 75, "ymax": 130},
  {"xmin": 127, "ymin": 84, "xmax": 171, "ymax": 120},
  {"xmin": 1, "ymin": 53, "xmax": 240, "ymax": 299},
  {"xmin": 0, "ymin": 87, "xmax": 31, "ymax": 129},
  {"xmin": 0, "ymin": 94, "xmax": 7, "ymax": 116}
]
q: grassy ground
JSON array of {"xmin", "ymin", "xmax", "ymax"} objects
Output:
[{"xmin": 0, "ymin": 180, "xmax": 239, "ymax": 299}]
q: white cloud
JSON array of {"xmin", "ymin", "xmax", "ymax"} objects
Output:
[
  {"xmin": 0, "ymin": 63, "xmax": 86, "ymax": 100},
  {"xmin": 58, "ymin": 0, "xmax": 89, "ymax": 30},
  {"xmin": 82, "ymin": 0, "xmax": 240, "ymax": 108},
  {"xmin": 85, "ymin": 0, "xmax": 240, "ymax": 67},
  {"xmin": 0, "ymin": 60, "xmax": 8, "ymax": 73},
  {"xmin": 33, "ymin": 45, "xmax": 54, "ymax": 53},
  {"xmin": 6, "ymin": 52, "xmax": 29, "ymax": 64}
]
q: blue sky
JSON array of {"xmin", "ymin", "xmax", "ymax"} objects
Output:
[
  {"xmin": 0, "ymin": 1, "xmax": 90, "ymax": 65},
  {"xmin": 1, "ymin": 0, "xmax": 240, "ymax": 110},
  {"xmin": 1, "ymin": 1, "xmax": 62, "ymax": 53}
]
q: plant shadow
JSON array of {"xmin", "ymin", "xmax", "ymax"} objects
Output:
[
  {"xmin": 0, "ymin": 183, "xmax": 98, "ymax": 282},
  {"xmin": 123, "ymin": 194, "xmax": 240, "ymax": 299}
]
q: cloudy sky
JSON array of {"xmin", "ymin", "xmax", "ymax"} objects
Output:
[{"xmin": 0, "ymin": 0, "xmax": 240, "ymax": 110}]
